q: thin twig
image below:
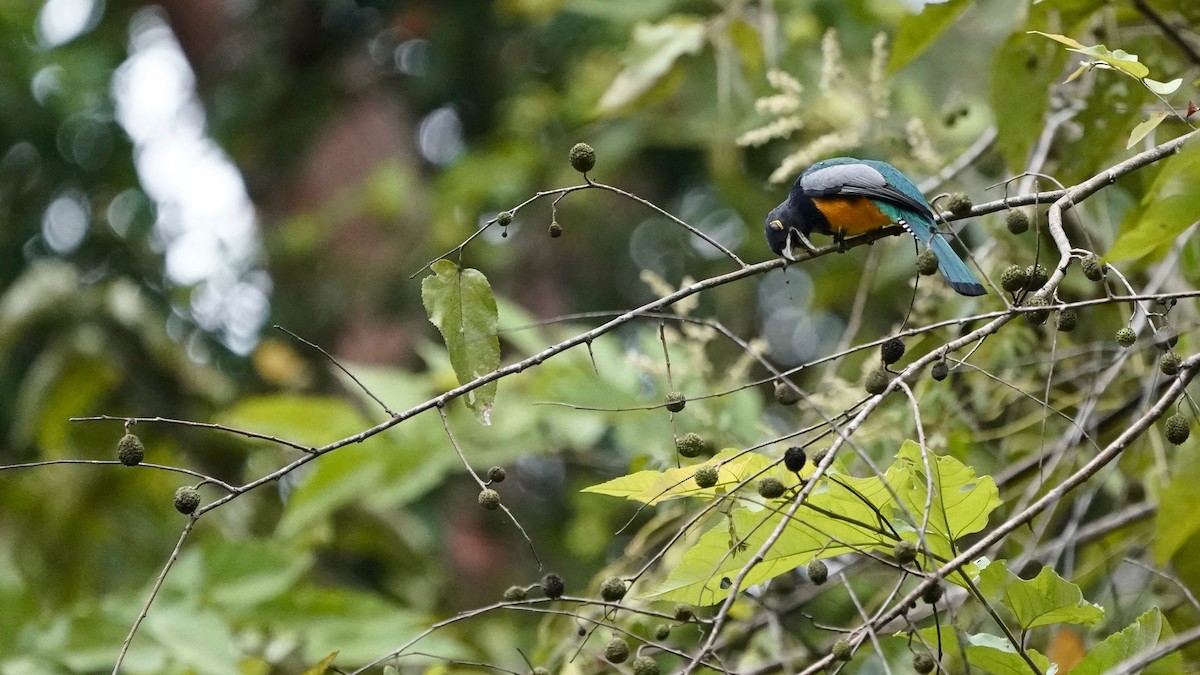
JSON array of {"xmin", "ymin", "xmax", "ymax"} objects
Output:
[
  {"xmin": 69, "ymin": 415, "xmax": 315, "ymax": 454},
  {"xmin": 274, "ymin": 325, "xmax": 395, "ymax": 416},
  {"xmin": 112, "ymin": 518, "xmax": 195, "ymax": 674}
]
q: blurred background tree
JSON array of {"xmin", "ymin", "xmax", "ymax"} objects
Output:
[{"xmin": 1, "ymin": 0, "xmax": 1198, "ymax": 672}]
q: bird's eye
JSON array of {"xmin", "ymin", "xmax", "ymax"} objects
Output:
[{"xmin": 769, "ymin": 219, "xmax": 785, "ymax": 231}]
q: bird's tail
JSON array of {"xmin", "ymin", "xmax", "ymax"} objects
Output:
[{"xmin": 905, "ymin": 216, "xmax": 987, "ymax": 297}]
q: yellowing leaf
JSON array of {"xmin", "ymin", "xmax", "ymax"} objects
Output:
[
  {"xmin": 598, "ymin": 17, "xmax": 706, "ymax": 112},
  {"xmin": 892, "ymin": 440, "xmax": 1000, "ymax": 541},
  {"xmin": 581, "ymin": 448, "xmax": 776, "ymax": 505},
  {"xmin": 1127, "ymin": 111, "xmax": 1169, "ymax": 148},
  {"xmin": 421, "ymin": 260, "xmax": 500, "ymax": 423}
]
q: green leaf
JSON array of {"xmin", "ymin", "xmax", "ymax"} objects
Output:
[
  {"xmin": 581, "ymin": 448, "xmax": 779, "ymax": 505},
  {"xmin": 219, "ymin": 395, "xmax": 377, "ymax": 448},
  {"xmin": 1144, "ymin": 77, "xmax": 1182, "ymax": 95},
  {"xmin": 201, "ymin": 538, "xmax": 313, "ymax": 610},
  {"xmin": 888, "ymin": 0, "xmax": 971, "ymax": 74},
  {"xmin": 892, "ymin": 440, "xmax": 1000, "ymax": 542},
  {"xmin": 143, "ymin": 603, "xmax": 240, "ymax": 675},
  {"xmin": 1072, "ymin": 608, "xmax": 1183, "ymax": 675},
  {"xmin": 977, "ymin": 560, "xmax": 1104, "ymax": 630},
  {"xmin": 301, "ymin": 652, "xmax": 339, "ymax": 675},
  {"xmin": 1108, "ymin": 163, "xmax": 1200, "ymax": 260},
  {"xmin": 1127, "ymin": 111, "xmax": 1169, "ymax": 148},
  {"xmin": 911, "ymin": 626, "xmax": 1054, "ymax": 675},
  {"xmin": 597, "ymin": 17, "xmax": 706, "ymax": 112},
  {"xmin": 1154, "ymin": 456, "xmax": 1200, "ymax": 564},
  {"xmin": 1028, "ymin": 32, "xmax": 1150, "ymax": 78},
  {"xmin": 421, "ymin": 259, "xmax": 500, "ymax": 423},
  {"xmin": 992, "ymin": 33, "xmax": 1061, "ymax": 170}
]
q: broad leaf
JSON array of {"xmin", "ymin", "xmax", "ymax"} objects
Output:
[
  {"xmin": 1072, "ymin": 608, "xmax": 1183, "ymax": 675},
  {"xmin": 911, "ymin": 626, "xmax": 1055, "ymax": 675},
  {"xmin": 992, "ymin": 33, "xmax": 1061, "ymax": 170},
  {"xmin": 892, "ymin": 440, "xmax": 1000, "ymax": 542},
  {"xmin": 421, "ymin": 259, "xmax": 500, "ymax": 422},
  {"xmin": 1107, "ymin": 140, "xmax": 1200, "ymax": 261},
  {"xmin": 598, "ymin": 17, "xmax": 706, "ymax": 112},
  {"xmin": 581, "ymin": 448, "xmax": 778, "ymax": 505},
  {"xmin": 1154, "ymin": 456, "xmax": 1200, "ymax": 563},
  {"xmin": 977, "ymin": 560, "xmax": 1104, "ymax": 630},
  {"xmin": 888, "ymin": 0, "xmax": 971, "ymax": 73},
  {"xmin": 1028, "ymin": 32, "xmax": 1149, "ymax": 78},
  {"xmin": 1144, "ymin": 77, "xmax": 1182, "ymax": 95}
]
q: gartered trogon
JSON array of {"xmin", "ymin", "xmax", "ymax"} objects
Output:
[{"xmin": 764, "ymin": 157, "xmax": 987, "ymax": 297}]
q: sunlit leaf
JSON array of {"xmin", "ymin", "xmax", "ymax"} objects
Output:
[
  {"xmin": 598, "ymin": 17, "xmax": 706, "ymax": 112},
  {"xmin": 1029, "ymin": 31, "xmax": 1152, "ymax": 79},
  {"xmin": 912, "ymin": 626, "xmax": 1055, "ymax": 675},
  {"xmin": 1071, "ymin": 608, "xmax": 1183, "ymax": 675},
  {"xmin": 581, "ymin": 448, "xmax": 778, "ymax": 505},
  {"xmin": 892, "ymin": 440, "xmax": 1000, "ymax": 541},
  {"xmin": 888, "ymin": 0, "xmax": 971, "ymax": 73},
  {"xmin": 421, "ymin": 259, "xmax": 500, "ymax": 423},
  {"xmin": 977, "ymin": 560, "xmax": 1104, "ymax": 630},
  {"xmin": 1144, "ymin": 77, "xmax": 1182, "ymax": 95},
  {"xmin": 300, "ymin": 652, "xmax": 339, "ymax": 675}
]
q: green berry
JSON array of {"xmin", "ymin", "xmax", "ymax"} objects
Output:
[
  {"xmin": 1006, "ymin": 209, "xmax": 1030, "ymax": 234},
  {"xmin": 497, "ymin": 211, "xmax": 513, "ymax": 227},
  {"xmin": 541, "ymin": 573, "xmax": 565, "ymax": 599},
  {"xmin": 1165, "ymin": 414, "xmax": 1191, "ymax": 445},
  {"xmin": 631, "ymin": 656, "xmax": 659, "ymax": 675},
  {"xmin": 783, "ymin": 446, "xmax": 806, "ymax": 473},
  {"xmin": 673, "ymin": 603, "xmax": 694, "ymax": 622},
  {"xmin": 774, "ymin": 381, "xmax": 801, "ymax": 406},
  {"xmin": 568, "ymin": 142, "xmax": 596, "ymax": 173},
  {"xmin": 694, "ymin": 465, "xmax": 719, "ymax": 489},
  {"xmin": 757, "ymin": 477, "xmax": 786, "ymax": 499},
  {"xmin": 1116, "ymin": 327, "xmax": 1137, "ymax": 348},
  {"xmin": 664, "ymin": 391, "xmax": 686, "ymax": 413},
  {"xmin": 478, "ymin": 488, "xmax": 501, "ymax": 510},
  {"xmin": 654, "ymin": 624, "xmax": 671, "ymax": 640},
  {"xmin": 881, "ymin": 337, "xmax": 905, "ymax": 365},
  {"xmin": 1024, "ymin": 264, "xmax": 1048, "ymax": 291},
  {"xmin": 807, "ymin": 559, "xmax": 828, "ymax": 585},
  {"xmin": 675, "ymin": 432, "xmax": 705, "ymax": 458},
  {"xmin": 1024, "ymin": 295, "xmax": 1050, "ymax": 326},
  {"xmin": 117, "ymin": 433, "xmax": 144, "ymax": 466},
  {"xmin": 946, "ymin": 192, "xmax": 972, "ymax": 215},
  {"xmin": 894, "ymin": 540, "xmax": 918, "ymax": 566},
  {"xmin": 1081, "ymin": 254, "xmax": 1105, "ymax": 281},
  {"xmin": 922, "ymin": 581, "xmax": 944, "ymax": 605},
  {"xmin": 548, "ymin": 220, "xmax": 563, "ymax": 238},
  {"xmin": 865, "ymin": 369, "xmax": 889, "ymax": 396},
  {"xmin": 599, "ymin": 576, "xmax": 626, "ymax": 602},
  {"xmin": 487, "ymin": 466, "xmax": 506, "ymax": 483},
  {"xmin": 1057, "ymin": 308, "xmax": 1078, "ymax": 332},
  {"xmin": 503, "ymin": 586, "xmax": 528, "ymax": 601},
  {"xmin": 605, "ymin": 638, "xmax": 630, "ymax": 664},
  {"xmin": 913, "ymin": 652, "xmax": 937, "ymax": 674},
  {"xmin": 811, "ymin": 448, "xmax": 829, "ymax": 466},
  {"xmin": 916, "ymin": 249, "xmax": 939, "ymax": 276},
  {"xmin": 1000, "ymin": 264, "xmax": 1028, "ymax": 293},
  {"xmin": 1160, "ymin": 352, "xmax": 1181, "ymax": 377},
  {"xmin": 173, "ymin": 486, "xmax": 200, "ymax": 515},
  {"xmin": 831, "ymin": 638, "xmax": 853, "ymax": 661},
  {"xmin": 931, "ymin": 361, "xmax": 949, "ymax": 381}
]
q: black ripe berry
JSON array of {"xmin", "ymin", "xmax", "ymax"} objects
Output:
[
  {"xmin": 931, "ymin": 361, "xmax": 949, "ymax": 381},
  {"xmin": 173, "ymin": 486, "xmax": 200, "ymax": 515},
  {"xmin": 1024, "ymin": 295, "xmax": 1050, "ymax": 326},
  {"xmin": 1056, "ymin": 308, "xmax": 1078, "ymax": 332},
  {"xmin": 894, "ymin": 540, "xmax": 918, "ymax": 565},
  {"xmin": 807, "ymin": 559, "xmax": 828, "ymax": 585},
  {"xmin": 664, "ymin": 391, "xmax": 686, "ymax": 413},
  {"xmin": 541, "ymin": 573, "xmax": 565, "ymax": 599},
  {"xmin": 497, "ymin": 211, "xmax": 513, "ymax": 227},
  {"xmin": 916, "ymin": 249, "xmax": 939, "ymax": 276},
  {"xmin": 865, "ymin": 369, "xmax": 889, "ymax": 396},
  {"xmin": 487, "ymin": 466, "xmax": 506, "ymax": 483},
  {"xmin": 757, "ymin": 477, "xmax": 786, "ymax": 499},
  {"xmin": 1024, "ymin": 264, "xmax": 1048, "ymax": 291},
  {"xmin": 568, "ymin": 143, "xmax": 596, "ymax": 173},
  {"xmin": 783, "ymin": 446, "xmax": 806, "ymax": 473},
  {"xmin": 881, "ymin": 337, "xmax": 905, "ymax": 365},
  {"xmin": 503, "ymin": 586, "xmax": 528, "ymax": 601},
  {"xmin": 117, "ymin": 433, "xmax": 144, "ymax": 466},
  {"xmin": 673, "ymin": 603, "xmax": 694, "ymax": 622},
  {"xmin": 913, "ymin": 652, "xmax": 937, "ymax": 674},
  {"xmin": 599, "ymin": 576, "xmax": 626, "ymax": 602},
  {"xmin": 922, "ymin": 581, "xmax": 944, "ymax": 605}
]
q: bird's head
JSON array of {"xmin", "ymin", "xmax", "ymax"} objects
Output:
[{"xmin": 764, "ymin": 202, "xmax": 799, "ymax": 261}]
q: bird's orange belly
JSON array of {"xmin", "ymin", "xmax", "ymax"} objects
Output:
[{"xmin": 811, "ymin": 197, "xmax": 893, "ymax": 237}]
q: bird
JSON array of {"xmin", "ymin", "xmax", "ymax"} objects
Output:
[{"xmin": 764, "ymin": 157, "xmax": 986, "ymax": 296}]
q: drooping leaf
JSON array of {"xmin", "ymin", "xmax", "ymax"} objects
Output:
[
  {"xmin": 1071, "ymin": 608, "xmax": 1183, "ymax": 675},
  {"xmin": 1127, "ymin": 111, "xmax": 1169, "ymax": 148},
  {"xmin": 976, "ymin": 560, "xmax": 1104, "ymax": 630},
  {"xmin": 598, "ymin": 17, "xmax": 706, "ymax": 112},
  {"xmin": 421, "ymin": 259, "xmax": 500, "ymax": 422},
  {"xmin": 888, "ymin": 0, "xmax": 972, "ymax": 73},
  {"xmin": 1028, "ymin": 31, "xmax": 1150, "ymax": 78},
  {"xmin": 1144, "ymin": 77, "xmax": 1182, "ymax": 95}
]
